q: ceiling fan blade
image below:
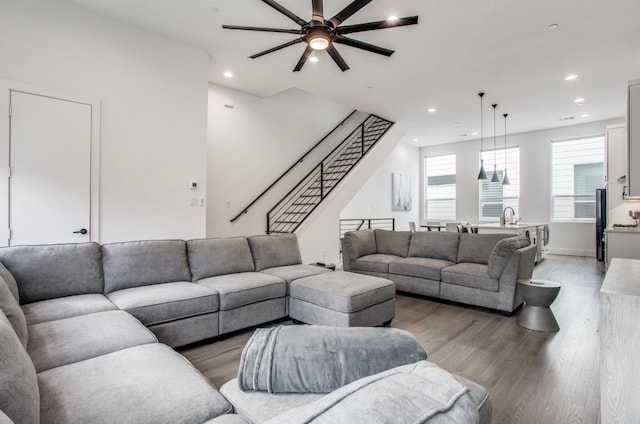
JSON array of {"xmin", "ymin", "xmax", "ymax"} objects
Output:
[
  {"xmin": 326, "ymin": 44, "xmax": 350, "ymax": 72},
  {"xmin": 222, "ymin": 25, "xmax": 300, "ymax": 34},
  {"xmin": 261, "ymin": 0, "xmax": 307, "ymax": 26},
  {"xmin": 249, "ymin": 38, "xmax": 304, "ymax": 59},
  {"xmin": 335, "ymin": 36, "xmax": 393, "ymax": 56},
  {"xmin": 328, "ymin": 0, "xmax": 373, "ymax": 27},
  {"xmin": 337, "ymin": 16, "xmax": 419, "ymax": 34},
  {"xmin": 312, "ymin": 0, "xmax": 324, "ymax": 22},
  {"xmin": 293, "ymin": 45, "xmax": 314, "ymax": 72}
]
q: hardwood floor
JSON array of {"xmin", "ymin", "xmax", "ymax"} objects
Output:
[{"xmin": 181, "ymin": 254, "xmax": 604, "ymax": 424}]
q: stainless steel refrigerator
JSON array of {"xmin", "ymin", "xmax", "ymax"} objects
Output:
[{"xmin": 596, "ymin": 188, "xmax": 607, "ymax": 262}]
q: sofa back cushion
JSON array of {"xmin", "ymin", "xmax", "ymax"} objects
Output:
[
  {"xmin": 343, "ymin": 230, "xmax": 377, "ymax": 260},
  {"xmin": 187, "ymin": 237, "xmax": 255, "ymax": 281},
  {"xmin": 375, "ymin": 229, "xmax": 411, "ymax": 257},
  {"xmin": 409, "ymin": 232, "xmax": 460, "ymax": 262},
  {"xmin": 102, "ymin": 240, "xmax": 191, "ymax": 293},
  {"xmin": 248, "ymin": 234, "xmax": 302, "ymax": 271},
  {"xmin": 0, "ymin": 261, "xmax": 19, "ymax": 302},
  {"xmin": 0, "ymin": 276, "xmax": 27, "ymax": 348},
  {"xmin": 487, "ymin": 236, "xmax": 531, "ymax": 278},
  {"xmin": 457, "ymin": 233, "xmax": 513, "ymax": 265},
  {"xmin": 0, "ymin": 243, "xmax": 103, "ymax": 304},
  {"xmin": 0, "ymin": 310, "xmax": 40, "ymax": 424}
]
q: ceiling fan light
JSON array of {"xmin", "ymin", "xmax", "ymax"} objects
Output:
[{"xmin": 309, "ymin": 36, "xmax": 330, "ymax": 50}]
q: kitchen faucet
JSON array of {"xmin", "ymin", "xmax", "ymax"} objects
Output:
[{"xmin": 501, "ymin": 207, "xmax": 515, "ymax": 226}]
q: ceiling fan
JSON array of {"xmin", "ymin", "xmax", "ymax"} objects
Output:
[{"xmin": 222, "ymin": 0, "xmax": 419, "ymax": 72}]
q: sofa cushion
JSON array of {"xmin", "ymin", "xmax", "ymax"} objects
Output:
[
  {"xmin": 102, "ymin": 240, "xmax": 191, "ymax": 293},
  {"xmin": 389, "ymin": 257, "xmax": 455, "ymax": 281},
  {"xmin": 441, "ymin": 263, "xmax": 499, "ymax": 292},
  {"xmin": 203, "ymin": 415, "xmax": 252, "ymax": 424},
  {"xmin": 188, "ymin": 237, "xmax": 255, "ymax": 281},
  {"xmin": 409, "ymin": 231, "xmax": 460, "ymax": 262},
  {"xmin": 0, "ymin": 261, "xmax": 19, "ymax": 302},
  {"xmin": 248, "ymin": 235, "xmax": 302, "ymax": 271},
  {"xmin": 290, "ymin": 272, "xmax": 395, "ymax": 314},
  {"xmin": 0, "ymin": 243, "xmax": 103, "ymax": 304},
  {"xmin": 21, "ymin": 294, "xmax": 117, "ymax": 326},
  {"xmin": 0, "ymin": 275, "xmax": 27, "ymax": 348},
  {"xmin": 37, "ymin": 344, "xmax": 232, "ymax": 424},
  {"xmin": 260, "ymin": 264, "xmax": 331, "ymax": 284},
  {"xmin": 457, "ymin": 233, "xmax": 513, "ymax": 265},
  {"xmin": 107, "ymin": 282, "xmax": 219, "ymax": 326},
  {"xmin": 374, "ymin": 229, "xmax": 411, "ymax": 257},
  {"xmin": 28, "ymin": 310, "xmax": 157, "ymax": 373},
  {"xmin": 0, "ymin": 310, "xmax": 39, "ymax": 424},
  {"xmin": 350, "ymin": 254, "xmax": 401, "ymax": 274},
  {"xmin": 343, "ymin": 229, "xmax": 377, "ymax": 259},
  {"xmin": 487, "ymin": 236, "xmax": 530, "ymax": 279},
  {"xmin": 197, "ymin": 272, "xmax": 286, "ymax": 310}
]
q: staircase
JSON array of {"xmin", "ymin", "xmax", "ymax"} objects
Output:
[{"xmin": 267, "ymin": 114, "xmax": 394, "ymax": 234}]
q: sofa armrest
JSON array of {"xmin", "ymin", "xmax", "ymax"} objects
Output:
[
  {"xmin": 340, "ymin": 238, "xmax": 352, "ymax": 272},
  {"xmin": 496, "ymin": 244, "xmax": 537, "ymax": 312}
]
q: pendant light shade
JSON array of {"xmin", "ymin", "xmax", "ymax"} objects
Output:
[
  {"xmin": 490, "ymin": 104, "xmax": 500, "ymax": 182},
  {"xmin": 502, "ymin": 113, "xmax": 510, "ymax": 185},
  {"xmin": 477, "ymin": 92, "xmax": 488, "ymax": 180}
]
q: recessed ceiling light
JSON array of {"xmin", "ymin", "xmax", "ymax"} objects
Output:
[
  {"xmin": 427, "ymin": 108, "xmax": 437, "ymax": 113},
  {"xmin": 223, "ymin": 71, "xmax": 233, "ymax": 78},
  {"xmin": 387, "ymin": 16, "xmax": 399, "ymax": 21},
  {"xmin": 309, "ymin": 56, "xmax": 319, "ymax": 63},
  {"xmin": 573, "ymin": 97, "xmax": 585, "ymax": 103},
  {"xmin": 565, "ymin": 74, "xmax": 578, "ymax": 81},
  {"xmin": 472, "ymin": 132, "xmax": 479, "ymax": 136},
  {"xmin": 412, "ymin": 138, "xmax": 418, "ymax": 142},
  {"xmin": 581, "ymin": 113, "xmax": 589, "ymax": 118},
  {"xmin": 548, "ymin": 23, "xmax": 559, "ymax": 30}
]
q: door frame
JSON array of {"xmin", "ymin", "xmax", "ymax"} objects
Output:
[{"xmin": 0, "ymin": 79, "xmax": 101, "ymax": 246}]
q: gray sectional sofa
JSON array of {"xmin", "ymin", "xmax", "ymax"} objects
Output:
[
  {"xmin": 0, "ymin": 234, "xmax": 330, "ymax": 424},
  {"xmin": 342, "ymin": 229, "xmax": 537, "ymax": 314}
]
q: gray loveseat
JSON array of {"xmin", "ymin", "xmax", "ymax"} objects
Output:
[{"xmin": 342, "ymin": 229, "xmax": 537, "ymax": 314}]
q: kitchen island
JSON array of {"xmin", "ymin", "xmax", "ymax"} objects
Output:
[{"xmin": 473, "ymin": 222, "xmax": 548, "ymax": 263}]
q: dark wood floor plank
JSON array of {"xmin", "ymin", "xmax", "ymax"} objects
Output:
[{"xmin": 180, "ymin": 254, "xmax": 603, "ymax": 424}]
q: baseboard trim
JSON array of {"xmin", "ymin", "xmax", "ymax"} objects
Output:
[{"xmin": 547, "ymin": 248, "xmax": 595, "ymax": 257}]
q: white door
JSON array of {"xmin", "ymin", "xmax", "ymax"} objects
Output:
[{"xmin": 9, "ymin": 91, "xmax": 92, "ymax": 245}]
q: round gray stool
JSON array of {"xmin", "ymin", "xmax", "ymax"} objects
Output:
[{"xmin": 516, "ymin": 279, "xmax": 561, "ymax": 332}]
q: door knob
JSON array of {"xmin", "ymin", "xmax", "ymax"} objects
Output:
[{"xmin": 73, "ymin": 228, "xmax": 88, "ymax": 235}]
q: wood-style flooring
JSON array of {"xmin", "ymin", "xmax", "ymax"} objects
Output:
[{"xmin": 181, "ymin": 254, "xmax": 604, "ymax": 424}]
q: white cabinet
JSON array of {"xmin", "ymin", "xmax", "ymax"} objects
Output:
[
  {"xmin": 605, "ymin": 229, "xmax": 640, "ymax": 267},
  {"xmin": 606, "ymin": 124, "xmax": 627, "ymax": 218},
  {"xmin": 626, "ymin": 79, "xmax": 640, "ymax": 199}
]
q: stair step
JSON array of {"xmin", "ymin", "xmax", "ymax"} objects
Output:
[
  {"xmin": 281, "ymin": 212, "xmax": 306, "ymax": 215},
  {"xmin": 274, "ymin": 221, "xmax": 300, "ymax": 224},
  {"xmin": 299, "ymin": 194, "xmax": 321, "ymax": 198}
]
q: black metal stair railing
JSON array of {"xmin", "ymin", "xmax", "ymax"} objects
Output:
[
  {"xmin": 230, "ymin": 110, "xmax": 358, "ymax": 223},
  {"xmin": 267, "ymin": 114, "xmax": 394, "ymax": 234}
]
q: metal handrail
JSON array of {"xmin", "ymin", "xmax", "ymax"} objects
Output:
[
  {"xmin": 267, "ymin": 115, "xmax": 394, "ymax": 234},
  {"xmin": 230, "ymin": 110, "xmax": 358, "ymax": 223}
]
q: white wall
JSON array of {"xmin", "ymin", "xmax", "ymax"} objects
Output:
[
  {"xmin": 341, "ymin": 142, "xmax": 421, "ymax": 232},
  {"xmin": 207, "ymin": 84, "xmax": 355, "ymax": 237},
  {"xmin": 0, "ymin": 0, "xmax": 209, "ymax": 242},
  {"xmin": 421, "ymin": 118, "xmax": 624, "ymax": 257}
]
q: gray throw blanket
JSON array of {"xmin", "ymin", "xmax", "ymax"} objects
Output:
[
  {"xmin": 262, "ymin": 361, "xmax": 479, "ymax": 424},
  {"xmin": 238, "ymin": 325, "xmax": 427, "ymax": 394}
]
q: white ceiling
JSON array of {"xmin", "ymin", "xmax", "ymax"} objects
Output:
[{"xmin": 64, "ymin": 0, "xmax": 640, "ymax": 146}]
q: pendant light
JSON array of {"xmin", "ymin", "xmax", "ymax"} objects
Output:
[
  {"xmin": 477, "ymin": 92, "xmax": 488, "ymax": 180},
  {"xmin": 490, "ymin": 104, "xmax": 500, "ymax": 182},
  {"xmin": 502, "ymin": 113, "xmax": 510, "ymax": 185}
]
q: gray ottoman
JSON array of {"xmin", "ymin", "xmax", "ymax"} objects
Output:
[{"xmin": 288, "ymin": 271, "xmax": 395, "ymax": 327}]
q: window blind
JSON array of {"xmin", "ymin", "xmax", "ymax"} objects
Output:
[{"xmin": 425, "ymin": 154, "xmax": 456, "ymax": 221}]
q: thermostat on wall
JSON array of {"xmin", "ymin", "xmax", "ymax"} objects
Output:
[{"xmin": 190, "ymin": 181, "xmax": 198, "ymax": 189}]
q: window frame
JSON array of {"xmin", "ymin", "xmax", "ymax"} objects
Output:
[
  {"xmin": 423, "ymin": 153, "xmax": 457, "ymax": 223},
  {"xmin": 549, "ymin": 135, "xmax": 605, "ymax": 223}
]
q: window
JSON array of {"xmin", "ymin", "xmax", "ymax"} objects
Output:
[
  {"xmin": 479, "ymin": 147, "xmax": 520, "ymax": 220},
  {"xmin": 551, "ymin": 136, "xmax": 604, "ymax": 221},
  {"xmin": 425, "ymin": 154, "xmax": 456, "ymax": 221}
]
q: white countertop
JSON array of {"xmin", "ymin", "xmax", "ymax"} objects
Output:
[
  {"xmin": 473, "ymin": 222, "xmax": 547, "ymax": 230},
  {"xmin": 605, "ymin": 226, "xmax": 640, "ymax": 233}
]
